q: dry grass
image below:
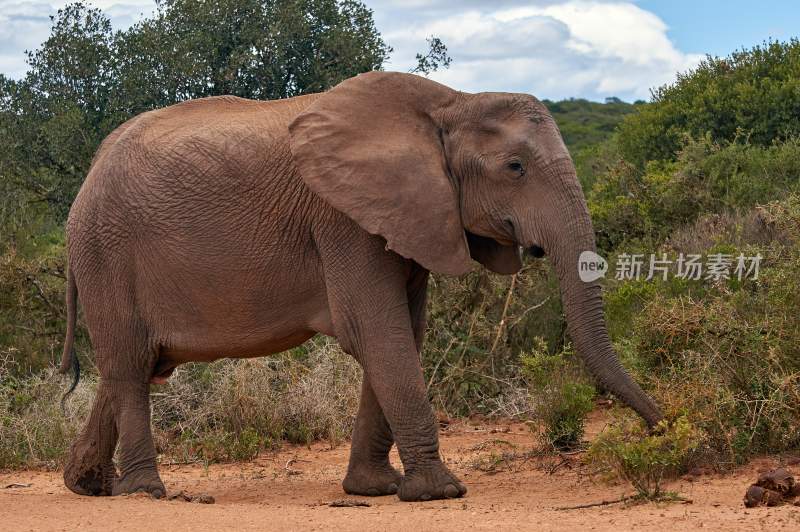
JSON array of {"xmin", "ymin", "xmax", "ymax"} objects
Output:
[
  {"xmin": 665, "ymin": 208, "xmax": 788, "ymax": 255},
  {"xmin": 0, "ymin": 338, "xmax": 361, "ymax": 469},
  {"xmin": 151, "ymin": 338, "xmax": 362, "ymax": 462},
  {"xmin": 0, "ymin": 349, "xmax": 95, "ymax": 469}
]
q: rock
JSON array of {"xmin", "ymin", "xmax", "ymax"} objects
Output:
[
  {"xmin": 744, "ymin": 485, "xmax": 784, "ymax": 508},
  {"xmin": 755, "ymin": 468, "xmax": 795, "ymax": 495},
  {"xmin": 744, "ymin": 468, "xmax": 798, "ymax": 508}
]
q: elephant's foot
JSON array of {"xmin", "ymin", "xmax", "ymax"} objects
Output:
[
  {"xmin": 112, "ymin": 468, "xmax": 166, "ymax": 499},
  {"xmin": 64, "ymin": 457, "xmax": 117, "ymax": 496},
  {"xmin": 342, "ymin": 462, "xmax": 402, "ymax": 496},
  {"xmin": 398, "ymin": 463, "xmax": 467, "ymax": 502}
]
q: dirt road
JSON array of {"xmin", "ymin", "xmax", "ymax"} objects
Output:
[{"xmin": 2, "ymin": 414, "xmax": 798, "ymax": 531}]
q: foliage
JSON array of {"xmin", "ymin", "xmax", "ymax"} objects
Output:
[
  {"xmin": 587, "ymin": 415, "xmax": 700, "ymax": 499},
  {"xmin": 521, "ymin": 339, "xmax": 595, "ymax": 450},
  {"xmin": 588, "ymin": 136, "xmax": 800, "ymax": 251},
  {"xmin": 617, "ymin": 39, "xmax": 800, "ymax": 167},
  {"xmin": 0, "ymin": 240, "xmax": 89, "ymax": 373},
  {"xmin": 583, "ymin": 39, "xmax": 800, "ymax": 476},
  {"xmin": 424, "ymin": 267, "xmax": 564, "ymax": 418},
  {"xmin": 619, "ymin": 198, "xmax": 800, "ymax": 467},
  {"xmin": 115, "ymin": 0, "xmax": 391, "ymax": 107},
  {"xmin": 544, "ymin": 97, "xmax": 638, "ymax": 155},
  {"xmin": 0, "ymin": 352, "xmax": 94, "ymax": 469},
  {"xmin": 409, "ymin": 36, "xmax": 451, "ymax": 76}
]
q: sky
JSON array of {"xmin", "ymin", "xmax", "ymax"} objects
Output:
[{"xmin": 0, "ymin": 1, "xmax": 798, "ymax": 101}]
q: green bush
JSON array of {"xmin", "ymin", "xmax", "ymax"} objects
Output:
[
  {"xmin": 617, "ymin": 39, "xmax": 800, "ymax": 167},
  {"xmin": 589, "ymin": 136, "xmax": 800, "ymax": 250},
  {"xmin": 588, "ymin": 415, "xmax": 700, "ymax": 499},
  {"xmin": 424, "ymin": 266, "xmax": 564, "ymax": 417},
  {"xmin": 541, "ymin": 382, "xmax": 595, "ymax": 451},
  {"xmin": 522, "ymin": 340, "xmax": 595, "ymax": 450}
]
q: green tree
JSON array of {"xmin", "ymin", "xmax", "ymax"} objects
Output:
[
  {"xmin": 114, "ymin": 0, "xmax": 392, "ymax": 111},
  {"xmin": 1, "ymin": 3, "xmax": 117, "ymax": 222}
]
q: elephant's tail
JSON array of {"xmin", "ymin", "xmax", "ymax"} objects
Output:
[{"xmin": 59, "ymin": 266, "xmax": 80, "ymax": 412}]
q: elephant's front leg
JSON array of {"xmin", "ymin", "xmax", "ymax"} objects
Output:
[
  {"xmin": 328, "ymin": 266, "xmax": 466, "ymax": 501},
  {"xmin": 363, "ymin": 318, "xmax": 465, "ymax": 501},
  {"xmin": 342, "ymin": 379, "xmax": 403, "ymax": 496}
]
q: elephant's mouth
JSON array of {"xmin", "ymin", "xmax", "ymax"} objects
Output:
[
  {"xmin": 497, "ymin": 219, "xmax": 546, "ymax": 258},
  {"xmin": 528, "ymin": 245, "xmax": 546, "ymax": 258}
]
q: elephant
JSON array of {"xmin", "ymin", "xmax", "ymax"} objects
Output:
[{"xmin": 59, "ymin": 71, "xmax": 662, "ymax": 502}]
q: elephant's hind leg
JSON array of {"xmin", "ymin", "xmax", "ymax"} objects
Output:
[
  {"xmin": 108, "ymin": 378, "xmax": 165, "ymax": 498},
  {"xmin": 64, "ymin": 381, "xmax": 118, "ymax": 496},
  {"xmin": 342, "ymin": 379, "xmax": 402, "ymax": 496}
]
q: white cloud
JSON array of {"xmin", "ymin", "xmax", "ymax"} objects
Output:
[
  {"xmin": 0, "ymin": 0, "xmax": 700, "ymax": 101},
  {"xmin": 0, "ymin": 2, "xmax": 54, "ymax": 77},
  {"xmin": 0, "ymin": 1, "xmax": 154, "ymax": 78},
  {"xmin": 381, "ymin": 0, "xmax": 704, "ymax": 101}
]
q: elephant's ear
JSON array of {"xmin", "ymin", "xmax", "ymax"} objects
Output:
[
  {"xmin": 288, "ymin": 71, "xmax": 472, "ymax": 276},
  {"xmin": 466, "ymin": 233, "xmax": 522, "ymax": 274}
]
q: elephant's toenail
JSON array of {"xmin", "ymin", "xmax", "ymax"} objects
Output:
[
  {"xmin": 387, "ymin": 483, "xmax": 398, "ymax": 494},
  {"xmin": 444, "ymin": 484, "xmax": 460, "ymax": 498},
  {"xmin": 151, "ymin": 488, "xmax": 165, "ymax": 499},
  {"xmin": 420, "ymin": 493, "xmax": 432, "ymax": 501}
]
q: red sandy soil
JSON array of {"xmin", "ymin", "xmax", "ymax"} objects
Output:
[{"xmin": 2, "ymin": 411, "xmax": 799, "ymax": 531}]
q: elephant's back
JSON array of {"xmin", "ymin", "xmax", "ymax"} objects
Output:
[
  {"xmin": 67, "ymin": 92, "xmax": 325, "ymax": 262},
  {"xmin": 74, "ymin": 94, "xmax": 319, "ymax": 210},
  {"xmin": 78, "ymin": 92, "xmax": 321, "ymax": 196}
]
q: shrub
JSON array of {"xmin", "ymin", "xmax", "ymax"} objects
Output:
[
  {"xmin": 589, "ymin": 136, "xmax": 800, "ymax": 250},
  {"xmin": 424, "ymin": 265, "xmax": 564, "ymax": 417},
  {"xmin": 152, "ymin": 338, "xmax": 361, "ymax": 462},
  {"xmin": 0, "ymin": 239, "xmax": 84, "ymax": 371},
  {"xmin": 612, "ymin": 199, "xmax": 800, "ymax": 467},
  {"xmin": 617, "ymin": 39, "xmax": 800, "ymax": 167},
  {"xmin": 521, "ymin": 339, "xmax": 595, "ymax": 450},
  {"xmin": 588, "ymin": 415, "xmax": 700, "ymax": 499},
  {"xmin": 0, "ymin": 351, "xmax": 95, "ymax": 469},
  {"xmin": 541, "ymin": 381, "xmax": 595, "ymax": 451}
]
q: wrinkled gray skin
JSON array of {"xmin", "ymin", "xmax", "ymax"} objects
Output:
[{"xmin": 61, "ymin": 72, "xmax": 662, "ymax": 502}]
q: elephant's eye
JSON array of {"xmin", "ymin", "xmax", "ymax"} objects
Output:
[{"xmin": 508, "ymin": 161, "xmax": 525, "ymax": 177}]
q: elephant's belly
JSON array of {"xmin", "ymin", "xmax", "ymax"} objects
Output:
[
  {"xmin": 152, "ymin": 328, "xmax": 321, "ymax": 383},
  {"xmin": 161, "ymin": 328, "xmax": 319, "ymax": 363}
]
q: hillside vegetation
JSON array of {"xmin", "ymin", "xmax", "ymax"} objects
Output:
[
  {"xmin": 1, "ymin": 1, "xmax": 799, "ymax": 479},
  {"xmin": 544, "ymin": 97, "xmax": 639, "ymax": 154}
]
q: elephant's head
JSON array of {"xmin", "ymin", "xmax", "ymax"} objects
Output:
[{"xmin": 289, "ymin": 72, "xmax": 663, "ymax": 427}]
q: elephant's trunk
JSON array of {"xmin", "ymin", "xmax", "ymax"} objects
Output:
[{"xmin": 536, "ymin": 159, "xmax": 663, "ymax": 427}]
